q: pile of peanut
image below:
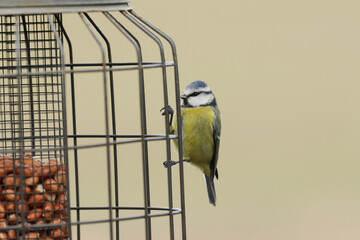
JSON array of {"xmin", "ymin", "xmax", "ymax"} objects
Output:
[{"xmin": 0, "ymin": 155, "xmax": 69, "ymax": 239}]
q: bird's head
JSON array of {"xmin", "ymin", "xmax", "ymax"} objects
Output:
[{"xmin": 180, "ymin": 80, "xmax": 217, "ymax": 108}]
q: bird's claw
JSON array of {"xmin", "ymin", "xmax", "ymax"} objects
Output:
[
  {"xmin": 163, "ymin": 160, "xmax": 179, "ymax": 168},
  {"xmin": 160, "ymin": 105, "xmax": 174, "ymax": 116}
]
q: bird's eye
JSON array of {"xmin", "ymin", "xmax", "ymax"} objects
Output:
[{"xmin": 190, "ymin": 92, "xmax": 200, "ymax": 97}]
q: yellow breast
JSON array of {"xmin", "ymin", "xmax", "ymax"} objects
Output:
[{"xmin": 172, "ymin": 106, "xmax": 215, "ymax": 175}]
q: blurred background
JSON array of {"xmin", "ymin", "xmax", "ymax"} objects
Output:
[{"xmin": 63, "ymin": 0, "xmax": 360, "ymax": 239}]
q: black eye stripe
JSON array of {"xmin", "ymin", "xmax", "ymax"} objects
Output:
[{"xmin": 188, "ymin": 91, "xmax": 212, "ymax": 97}]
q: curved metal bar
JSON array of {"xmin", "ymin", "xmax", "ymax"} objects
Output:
[
  {"xmin": 0, "ymin": 61, "xmax": 175, "ymax": 70},
  {"xmin": 21, "ymin": 15, "xmax": 36, "ymax": 154},
  {"xmin": 83, "ymin": 13, "xmax": 121, "ymax": 239},
  {"xmin": 0, "ymin": 205, "xmax": 182, "ymax": 232},
  {"xmin": 0, "ymin": 135, "xmax": 178, "ymax": 155},
  {"xmin": 79, "ymin": 12, "xmax": 114, "ymax": 240},
  {"xmin": 104, "ymin": 11, "xmax": 152, "ymax": 240},
  {"xmin": 1, "ymin": 133, "xmax": 177, "ymax": 141},
  {"xmin": 48, "ymin": 13, "xmax": 72, "ymax": 240},
  {"xmin": 0, "ymin": 61, "xmax": 175, "ymax": 78},
  {"xmin": 121, "ymin": 10, "xmax": 176, "ymax": 240},
  {"xmin": 14, "ymin": 15, "xmax": 27, "ymax": 238},
  {"xmin": 129, "ymin": 10, "xmax": 187, "ymax": 240},
  {"xmin": 54, "ymin": 14, "xmax": 82, "ymax": 240}
]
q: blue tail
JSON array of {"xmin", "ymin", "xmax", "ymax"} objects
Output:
[{"xmin": 205, "ymin": 175, "xmax": 216, "ymax": 206}]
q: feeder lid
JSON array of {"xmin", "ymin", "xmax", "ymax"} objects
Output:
[{"xmin": 0, "ymin": 0, "xmax": 131, "ymax": 15}]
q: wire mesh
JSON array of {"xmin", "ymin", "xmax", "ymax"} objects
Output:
[
  {"xmin": 0, "ymin": 15, "xmax": 65, "ymax": 159},
  {"xmin": 0, "ymin": 15, "xmax": 70, "ymax": 239},
  {"xmin": 0, "ymin": 7, "xmax": 186, "ymax": 240}
]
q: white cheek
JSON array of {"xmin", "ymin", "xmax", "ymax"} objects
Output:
[{"xmin": 188, "ymin": 94, "xmax": 214, "ymax": 107}]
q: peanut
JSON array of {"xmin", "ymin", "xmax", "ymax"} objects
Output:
[
  {"xmin": 43, "ymin": 202, "xmax": 54, "ymax": 219},
  {"xmin": 15, "ymin": 166, "xmax": 35, "ymax": 176},
  {"xmin": 27, "ymin": 194, "xmax": 45, "ymax": 208},
  {"xmin": 2, "ymin": 174, "xmax": 21, "ymax": 188},
  {"xmin": 24, "ymin": 232, "xmax": 39, "ymax": 239},
  {"xmin": 23, "ymin": 158, "xmax": 42, "ymax": 167},
  {"xmin": 8, "ymin": 229, "xmax": 16, "ymax": 239},
  {"xmin": 2, "ymin": 189, "xmax": 20, "ymax": 202},
  {"xmin": 34, "ymin": 184, "xmax": 45, "ymax": 193},
  {"xmin": 0, "ymin": 232, "xmax": 7, "ymax": 239},
  {"xmin": 25, "ymin": 176, "xmax": 40, "ymax": 185},
  {"xmin": 0, "ymin": 204, "xmax": 5, "ymax": 218},
  {"xmin": 50, "ymin": 228, "xmax": 64, "ymax": 239},
  {"xmin": 27, "ymin": 208, "xmax": 43, "ymax": 221},
  {"xmin": 44, "ymin": 192, "xmax": 56, "ymax": 202},
  {"xmin": 0, "ymin": 219, "xmax": 7, "ymax": 228},
  {"xmin": 54, "ymin": 171, "xmax": 66, "ymax": 185},
  {"xmin": 7, "ymin": 214, "xmax": 20, "ymax": 225},
  {"xmin": 43, "ymin": 178, "xmax": 59, "ymax": 192},
  {"xmin": 18, "ymin": 185, "xmax": 32, "ymax": 195},
  {"xmin": 57, "ymin": 194, "xmax": 68, "ymax": 208}
]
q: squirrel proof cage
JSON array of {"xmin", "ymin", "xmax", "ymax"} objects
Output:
[{"xmin": 0, "ymin": 0, "xmax": 186, "ymax": 239}]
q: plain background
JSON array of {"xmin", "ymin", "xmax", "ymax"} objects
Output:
[{"xmin": 63, "ymin": 0, "xmax": 360, "ymax": 239}]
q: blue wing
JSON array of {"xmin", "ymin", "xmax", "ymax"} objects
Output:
[{"xmin": 210, "ymin": 106, "xmax": 221, "ymax": 180}]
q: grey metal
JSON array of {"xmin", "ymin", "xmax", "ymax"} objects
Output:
[
  {"xmin": 1, "ymin": 14, "xmax": 70, "ymax": 239},
  {"xmin": 104, "ymin": 11, "xmax": 153, "ymax": 240},
  {"xmin": 130, "ymin": 11, "xmax": 187, "ymax": 240},
  {"xmin": 79, "ymin": 12, "xmax": 114, "ymax": 240},
  {"xmin": 15, "ymin": 16, "xmax": 27, "ymax": 239},
  {"xmin": 48, "ymin": 14, "xmax": 73, "ymax": 240},
  {"xmin": 121, "ymin": 11, "xmax": 175, "ymax": 240},
  {"xmin": 0, "ymin": 0, "xmax": 131, "ymax": 15},
  {"xmin": 0, "ymin": 6, "xmax": 186, "ymax": 240}
]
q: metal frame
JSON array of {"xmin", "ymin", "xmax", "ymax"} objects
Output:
[
  {"xmin": 0, "ymin": 8, "xmax": 186, "ymax": 240},
  {"xmin": 0, "ymin": 0, "xmax": 131, "ymax": 15}
]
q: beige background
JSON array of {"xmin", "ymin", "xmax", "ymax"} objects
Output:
[{"xmin": 63, "ymin": 0, "xmax": 360, "ymax": 239}]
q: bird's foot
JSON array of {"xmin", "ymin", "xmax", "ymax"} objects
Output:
[
  {"xmin": 163, "ymin": 160, "xmax": 179, "ymax": 168},
  {"xmin": 160, "ymin": 105, "xmax": 174, "ymax": 126},
  {"xmin": 160, "ymin": 105, "xmax": 174, "ymax": 116}
]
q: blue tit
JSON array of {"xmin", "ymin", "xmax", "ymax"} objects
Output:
[{"xmin": 163, "ymin": 80, "xmax": 221, "ymax": 206}]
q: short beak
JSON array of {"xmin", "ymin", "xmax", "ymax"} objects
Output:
[{"xmin": 180, "ymin": 94, "xmax": 187, "ymax": 99}]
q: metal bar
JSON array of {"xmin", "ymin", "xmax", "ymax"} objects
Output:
[
  {"xmin": 0, "ymin": 3, "xmax": 132, "ymax": 16},
  {"xmin": 55, "ymin": 13, "xmax": 81, "ymax": 240},
  {"xmin": 122, "ymin": 10, "xmax": 175, "ymax": 240},
  {"xmin": 0, "ymin": 62, "xmax": 175, "ymax": 78},
  {"xmin": 0, "ymin": 61, "xmax": 175, "ymax": 69},
  {"xmin": 15, "ymin": 15, "xmax": 26, "ymax": 240},
  {"xmin": 1, "ymin": 133, "xmax": 177, "ymax": 140},
  {"xmin": 0, "ymin": 207, "xmax": 182, "ymax": 231},
  {"xmin": 20, "ymin": 15, "xmax": 36, "ymax": 156},
  {"xmin": 79, "ymin": 12, "xmax": 114, "ymax": 240},
  {"xmin": 130, "ymin": 10, "xmax": 187, "ymax": 240},
  {"xmin": 104, "ymin": 11, "xmax": 152, "ymax": 240},
  {"xmin": 84, "ymin": 12, "xmax": 121, "ymax": 240},
  {"xmin": 0, "ymin": 135, "xmax": 178, "ymax": 155},
  {"xmin": 48, "ymin": 13, "xmax": 72, "ymax": 240}
]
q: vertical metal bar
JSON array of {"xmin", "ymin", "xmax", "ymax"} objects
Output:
[
  {"xmin": 48, "ymin": 14, "xmax": 72, "ymax": 240},
  {"xmin": 122, "ymin": 10, "xmax": 175, "ymax": 240},
  {"xmin": 34, "ymin": 15, "xmax": 44, "ymax": 161},
  {"xmin": 79, "ymin": 12, "xmax": 114, "ymax": 240},
  {"xmin": 20, "ymin": 15, "xmax": 36, "ymax": 156},
  {"xmin": 15, "ymin": 15, "xmax": 27, "ymax": 239},
  {"xmin": 41, "ymin": 14, "xmax": 51, "ymax": 161},
  {"xmin": 129, "ymin": 11, "xmax": 187, "ymax": 240},
  {"xmin": 54, "ymin": 14, "xmax": 79, "ymax": 240},
  {"xmin": 83, "ymin": 13, "xmax": 121, "ymax": 240},
  {"xmin": 9, "ymin": 16, "xmax": 16, "ymax": 155},
  {"xmin": 104, "ymin": 11, "xmax": 152, "ymax": 240},
  {"xmin": 0, "ymin": 16, "xmax": 4, "ymax": 152}
]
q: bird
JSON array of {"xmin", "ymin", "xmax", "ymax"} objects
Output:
[{"xmin": 161, "ymin": 80, "xmax": 221, "ymax": 206}]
